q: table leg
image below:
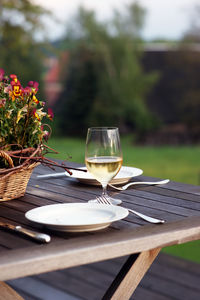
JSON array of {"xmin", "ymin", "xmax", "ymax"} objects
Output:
[
  {"xmin": 102, "ymin": 247, "xmax": 161, "ymax": 300},
  {"xmin": 0, "ymin": 281, "xmax": 24, "ymax": 300}
]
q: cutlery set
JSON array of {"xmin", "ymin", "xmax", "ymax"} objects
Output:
[{"xmin": 36, "ymin": 172, "xmax": 169, "ymax": 225}]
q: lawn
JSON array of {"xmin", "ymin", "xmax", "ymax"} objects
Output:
[{"xmin": 47, "ymin": 136, "xmax": 200, "ymax": 263}]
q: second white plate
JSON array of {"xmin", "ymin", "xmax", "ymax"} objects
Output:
[{"xmin": 66, "ymin": 166, "xmax": 143, "ymax": 186}]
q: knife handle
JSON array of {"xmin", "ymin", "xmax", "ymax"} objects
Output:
[{"xmin": 15, "ymin": 226, "xmax": 51, "ymax": 243}]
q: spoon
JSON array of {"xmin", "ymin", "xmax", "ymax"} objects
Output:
[{"xmin": 109, "ymin": 179, "xmax": 169, "ymax": 191}]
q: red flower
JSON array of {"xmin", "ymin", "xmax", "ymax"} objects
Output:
[
  {"xmin": 0, "ymin": 68, "xmax": 5, "ymax": 81},
  {"xmin": 10, "ymin": 74, "xmax": 17, "ymax": 80},
  {"xmin": 10, "ymin": 75, "xmax": 20, "ymax": 85},
  {"xmin": 12, "ymin": 85, "xmax": 21, "ymax": 98},
  {"xmin": 48, "ymin": 108, "xmax": 54, "ymax": 120},
  {"xmin": 22, "ymin": 86, "xmax": 32, "ymax": 95},
  {"xmin": 28, "ymin": 81, "xmax": 39, "ymax": 93},
  {"xmin": 28, "ymin": 81, "xmax": 34, "ymax": 86},
  {"xmin": 10, "ymin": 75, "xmax": 22, "ymax": 98}
]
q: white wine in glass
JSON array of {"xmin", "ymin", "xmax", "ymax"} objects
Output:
[{"xmin": 85, "ymin": 127, "xmax": 123, "ymax": 205}]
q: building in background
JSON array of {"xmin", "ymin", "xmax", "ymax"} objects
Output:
[{"xmin": 43, "ymin": 52, "xmax": 69, "ymax": 107}]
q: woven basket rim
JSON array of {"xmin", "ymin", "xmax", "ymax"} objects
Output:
[
  {"xmin": 0, "ymin": 147, "xmax": 41, "ymax": 179},
  {"xmin": 0, "ymin": 162, "xmax": 40, "ymax": 179}
]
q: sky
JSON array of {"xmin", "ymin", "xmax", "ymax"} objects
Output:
[{"xmin": 34, "ymin": 0, "xmax": 198, "ymax": 40}]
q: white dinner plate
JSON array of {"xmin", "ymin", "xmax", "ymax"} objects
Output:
[
  {"xmin": 25, "ymin": 203, "xmax": 129, "ymax": 232},
  {"xmin": 66, "ymin": 166, "xmax": 143, "ymax": 186}
]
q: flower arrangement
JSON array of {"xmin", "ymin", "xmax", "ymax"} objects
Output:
[
  {"xmin": 0, "ymin": 68, "xmax": 76, "ymax": 173},
  {"xmin": 0, "ymin": 68, "xmax": 57, "ymax": 170},
  {"xmin": 0, "ymin": 69, "xmax": 81, "ymax": 201},
  {"xmin": 0, "ymin": 68, "xmax": 53, "ymax": 151}
]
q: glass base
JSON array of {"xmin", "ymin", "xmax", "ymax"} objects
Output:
[{"xmin": 89, "ymin": 197, "xmax": 122, "ymax": 205}]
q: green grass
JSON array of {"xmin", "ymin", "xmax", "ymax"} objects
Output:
[{"xmin": 47, "ymin": 136, "xmax": 200, "ymax": 263}]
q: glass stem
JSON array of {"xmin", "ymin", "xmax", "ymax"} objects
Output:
[{"xmin": 102, "ymin": 184, "xmax": 109, "ymax": 198}]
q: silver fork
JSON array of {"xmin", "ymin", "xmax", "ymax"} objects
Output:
[
  {"xmin": 96, "ymin": 195, "xmax": 165, "ymax": 224},
  {"xmin": 109, "ymin": 179, "xmax": 169, "ymax": 191}
]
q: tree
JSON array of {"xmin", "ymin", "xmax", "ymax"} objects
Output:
[
  {"xmin": 56, "ymin": 45, "xmax": 98, "ymax": 136},
  {"xmin": 0, "ymin": 0, "xmax": 49, "ymax": 89},
  {"xmin": 55, "ymin": 2, "xmax": 158, "ymax": 136}
]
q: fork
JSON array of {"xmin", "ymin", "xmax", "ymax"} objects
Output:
[
  {"xmin": 96, "ymin": 195, "xmax": 165, "ymax": 224},
  {"xmin": 109, "ymin": 179, "xmax": 169, "ymax": 191}
]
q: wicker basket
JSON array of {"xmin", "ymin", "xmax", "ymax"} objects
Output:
[{"xmin": 0, "ymin": 150, "xmax": 39, "ymax": 201}]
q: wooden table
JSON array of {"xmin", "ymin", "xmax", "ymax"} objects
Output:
[{"xmin": 0, "ymin": 161, "xmax": 200, "ymax": 300}]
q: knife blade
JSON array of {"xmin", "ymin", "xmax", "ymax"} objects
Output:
[
  {"xmin": 0, "ymin": 221, "xmax": 51, "ymax": 243},
  {"xmin": 37, "ymin": 172, "xmax": 67, "ymax": 179}
]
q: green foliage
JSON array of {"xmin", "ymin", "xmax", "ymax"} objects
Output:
[
  {"xmin": 55, "ymin": 46, "xmax": 98, "ymax": 136},
  {"xmin": 174, "ymin": 50, "xmax": 200, "ymax": 128},
  {"xmin": 148, "ymin": 49, "xmax": 200, "ymax": 130},
  {"xmin": 0, "ymin": 0, "xmax": 50, "ymax": 89},
  {"xmin": 55, "ymin": 2, "xmax": 159, "ymax": 136}
]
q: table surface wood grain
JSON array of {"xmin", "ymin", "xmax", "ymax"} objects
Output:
[{"xmin": 0, "ymin": 161, "xmax": 199, "ymax": 282}]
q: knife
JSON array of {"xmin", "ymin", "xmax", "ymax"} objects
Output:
[
  {"xmin": 0, "ymin": 221, "xmax": 51, "ymax": 243},
  {"xmin": 37, "ymin": 172, "xmax": 67, "ymax": 179}
]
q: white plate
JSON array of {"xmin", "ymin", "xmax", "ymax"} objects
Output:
[
  {"xmin": 25, "ymin": 203, "xmax": 129, "ymax": 232},
  {"xmin": 66, "ymin": 166, "xmax": 143, "ymax": 186}
]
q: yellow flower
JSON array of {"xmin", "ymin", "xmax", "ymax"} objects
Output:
[
  {"xmin": 16, "ymin": 106, "xmax": 28, "ymax": 124},
  {"xmin": 32, "ymin": 95, "xmax": 39, "ymax": 104},
  {"xmin": 6, "ymin": 109, "xmax": 13, "ymax": 119}
]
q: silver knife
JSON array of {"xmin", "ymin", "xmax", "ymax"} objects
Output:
[
  {"xmin": 0, "ymin": 221, "xmax": 51, "ymax": 243},
  {"xmin": 37, "ymin": 172, "xmax": 67, "ymax": 179}
]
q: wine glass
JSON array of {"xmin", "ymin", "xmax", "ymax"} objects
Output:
[{"xmin": 85, "ymin": 127, "xmax": 123, "ymax": 205}]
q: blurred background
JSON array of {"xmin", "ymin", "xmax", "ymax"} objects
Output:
[{"xmin": 0, "ymin": 0, "xmax": 199, "ymax": 261}]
